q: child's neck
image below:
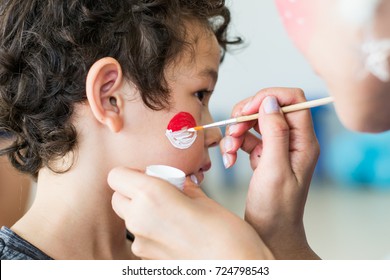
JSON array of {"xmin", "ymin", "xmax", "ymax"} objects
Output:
[{"xmin": 11, "ymin": 166, "xmax": 137, "ymax": 260}]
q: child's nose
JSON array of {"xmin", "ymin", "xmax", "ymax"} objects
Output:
[{"xmin": 205, "ymin": 126, "xmax": 222, "ymax": 148}]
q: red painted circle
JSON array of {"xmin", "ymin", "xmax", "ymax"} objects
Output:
[{"xmin": 167, "ymin": 112, "xmax": 197, "ymax": 132}]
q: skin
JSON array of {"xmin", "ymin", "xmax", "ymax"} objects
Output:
[
  {"xmin": 220, "ymin": 89, "xmax": 320, "ymax": 259},
  {"xmin": 109, "ymin": 86, "xmax": 317, "ymax": 260},
  {"xmin": 109, "ymin": 169, "xmax": 273, "ymax": 259},
  {"xmin": 276, "ymin": 0, "xmax": 390, "ymax": 132},
  {"xmin": 108, "ymin": 0, "xmax": 390, "ymax": 260},
  {"xmin": 9, "ymin": 21, "xmax": 223, "ymax": 259},
  {"xmin": 109, "ymin": 22, "xmax": 273, "ymax": 260},
  {"xmin": 108, "ymin": 3, "xmax": 321, "ymax": 259},
  {"xmin": 85, "ymin": 28, "xmax": 222, "ymax": 185},
  {"xmin": 234, "ymin": 0, "xmax": 390, "ymax": 258}
]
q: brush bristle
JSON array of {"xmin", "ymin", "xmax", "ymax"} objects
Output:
[{"xmin": 188, "ymin": 126, "xmax": 202, "ymax": 132}]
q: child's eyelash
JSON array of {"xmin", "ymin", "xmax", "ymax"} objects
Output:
[{"xmin": 195, "ymin": 90, "xmax": 212, "ymax": 102}]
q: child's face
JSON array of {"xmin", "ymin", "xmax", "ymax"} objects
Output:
[{"xmin": 117, "ymin": 24, "xmax": 222, "ymax": 183}]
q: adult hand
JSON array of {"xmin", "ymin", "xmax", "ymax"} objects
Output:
[
  {"xmin": 108, "ymin": 167, "xmax": 273, "ymax": 260},
  {"xmin": 220, "ymin": 88, "xmax": 320, "ymax": 259}
]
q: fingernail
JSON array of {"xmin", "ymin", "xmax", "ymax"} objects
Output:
[
  {"xmin": 190, "ymin": 174, "xmax": 199, "ymax": 185},
  {"xmin": 242, "ymin": 99, "xmax": 252, "ymax": 113},
  {"xmin": 264, "ymin": 96, "xmax": 280, "ymax": 114},
  {"xmin": 228, "ymin": 124, "xmax": 238, "ymax": 136},
  {"xmin": 224, "ymin": 137, "xmax": 233, "ymax": 153},
  {"xmin": 223, "ymin": 154, "xmax": 231, "ymax": 169},
  {"xmin": 233, "ymin": 111, "xmax": 241, "ymax": 118}
]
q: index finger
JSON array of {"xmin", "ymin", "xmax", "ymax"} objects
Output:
[
  {"xmin": 229, "ymin": 88, "xmax": 310, "ymax": 137},
  {"xmin": 107, "ymin": 166, "xmax": 173, "ymax": 199}
]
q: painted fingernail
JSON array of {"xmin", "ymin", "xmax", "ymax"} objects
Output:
[
  {"xmin": 190, "ymin": 174, "xmax": 199, "ymax": 185},
  {"xmin": 224, "ymin": 137, "xmax": 233, "ymax": 153},
  {"xmin": 264, "ymin": 96, "xmax": 280, "ymax": 114},
  {"xmin": 223, "ymin": 154, "xmax": 231, "ymax": 169}
]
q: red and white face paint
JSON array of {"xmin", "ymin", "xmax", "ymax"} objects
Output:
[
  {"xmin": 338, "ymin": 0, "xmax": 388, "ymax": 81},
  {"xmin": 165, "ymin": 112, "xmax": 197, "ymax": 149},
  {"xmin": 275, "ymin": 0, "xmax": 316, "ymax": 50}
]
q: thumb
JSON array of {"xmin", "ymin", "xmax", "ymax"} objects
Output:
[
  {"xmin": 258, "ymin": 96, "xmax": 291, "ymax": 171},
  {"xmin": 182, "ymin": 176, "xmax": 207, "ymax": 199}
]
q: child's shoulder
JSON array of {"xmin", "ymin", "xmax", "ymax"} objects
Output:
[{"xmin": 0, "ymin": 226, "xmax": 53, "ymax": 260}]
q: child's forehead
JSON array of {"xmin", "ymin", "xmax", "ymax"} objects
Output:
[{"xmin": 167, "ymin": 26, "xmax": 220, "ymax": 78}]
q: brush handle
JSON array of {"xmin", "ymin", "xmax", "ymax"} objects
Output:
[
  {"xmin": 235, "ymin": 96, "xmax": 334, "ymax": 124},
  {"xmin": 188, "ymin": 96, "xmax": 334, "ymax": 132}
]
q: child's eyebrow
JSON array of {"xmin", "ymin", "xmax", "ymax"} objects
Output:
[{"xmin": 198, "ymin": 68, "xmax": 218, "ymax": 84}]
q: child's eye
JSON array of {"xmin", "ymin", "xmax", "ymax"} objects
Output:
[
  {"xmin": 195, "ymin": 91, "xmax": 205, "ymax": 101},
  {"xmin": 195, "ymin": 90, "xmax": 212, "ymax": 103}
]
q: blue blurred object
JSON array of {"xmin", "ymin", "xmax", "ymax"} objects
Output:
[
  {"xmin": 324, "ymin": 130, "xmax": 390, "ymax": 189},
  {"xmin": 310, "ymin": 105, "xmax": 329, "ymax": 180}
]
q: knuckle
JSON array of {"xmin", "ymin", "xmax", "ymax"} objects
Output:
[
  {"xmin": 232, "ymin": 102, "xmax": 244, "ymax": 115},
  {"xmin": 125, "ymin": 218, "xmax": 149, "ymax": 239},
  {"xmin": 125, "ymin": 219, "xmax": 138, "ymax": 234},
  {"xmin": 294, "ymin": 88, "xmax": 306, "ymax": 101},
  {"xmin": 233, "ymin": 96, "xmax": 252, "ymax": 115},
  {"xmin": 124, "ymin": 220, "xmax": 135, "ymax": 234},
  {"xmin": 303, "ymin": 138, "xmax": 320, "ymax": 163},
  {"xmin": 137, "ymin": 179, "xmax": 168, "ymax": 204},
  {"xmin": 312, "ymin": 139, "xmax": 321, "ymax": 159},
  {"xmin": 131, "ymin": 239, "xmax": 145, "ymax": 257},
  {"xmin": 136, "ymin": 187, "xmax": 154, "ymax": 205}
]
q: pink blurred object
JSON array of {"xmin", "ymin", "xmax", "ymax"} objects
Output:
[{"xmin": 274, "ymin": 0, "xmax": 315, "ymax": 49}]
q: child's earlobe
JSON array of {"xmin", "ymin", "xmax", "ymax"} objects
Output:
[{"xmin": 86, "ymin": 57, "xmax": 124, "ymax": 133}]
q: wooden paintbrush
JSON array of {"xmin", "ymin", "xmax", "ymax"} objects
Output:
[{"xmin": 187, "ymin": 96, "xmax": 334, "ymax": 132}]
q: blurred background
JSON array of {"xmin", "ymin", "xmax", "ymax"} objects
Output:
[
  {"xmin": 203, "ymin": 0, "xmax": 390, "ymax": 260},
  {"xmin": 1, "ymin": 0, "xmax": 390, "ymax": 260}
]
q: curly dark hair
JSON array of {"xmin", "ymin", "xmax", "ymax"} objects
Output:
[{"xmin": 0, "ymin": 0, "xmax": 240, "ymax": 177}]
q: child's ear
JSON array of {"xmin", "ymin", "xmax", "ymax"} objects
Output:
[{"xmin": 86, "ymin": 57, "xmax": 124, "ymax": 133}]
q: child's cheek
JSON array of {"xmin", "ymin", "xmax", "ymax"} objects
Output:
[
  {"xmin": 162, "ymin": 112, "xmax": 205, "ymax": 174},
  {"xmin": 275, "ymin": 0, "xmax": 316, "ymax": 51},
  {"xmin": 165, "ymin": 112, "xmax": 198, "ymax": 150}
]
